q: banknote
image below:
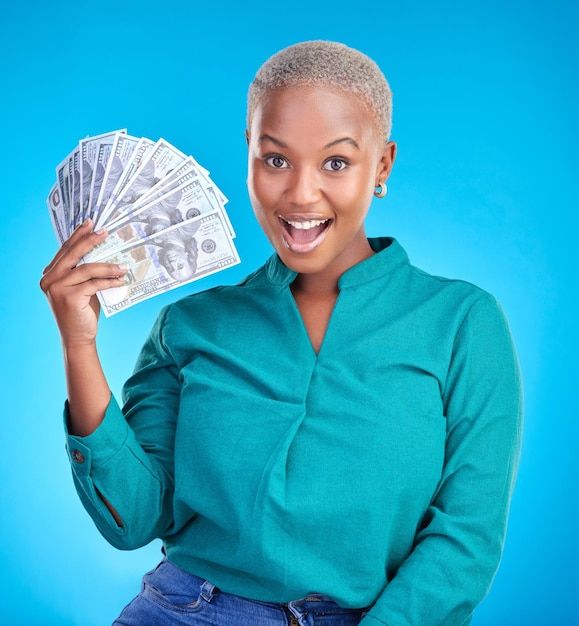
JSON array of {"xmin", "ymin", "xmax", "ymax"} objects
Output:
[
  {"xmin": 205, "ymin": 184, "xmax": 235, "ymax": 239},
  {"xmin": 93, "ymin": 134, "xmax": 145, "ymax": 227},
  {"xmin": 87, "ymin": 141, "xmax": 113, "ymax": 222},
  {"xmin": 70, "ymin": 149, "xmax": 82, "ymax": 231},
  {"xmin": 103, "ymin": 156, "xmax": 204, "ymax": 230},
  {"xmin": 100, "ymin": 138, "xmax": 187, "ymax": 227},
  {"xmin": 67, "ymin": 154, "xmax": 74, "ymax": 210},
  {"xmin": 79, "ymin": 129, "xmax": 126, "ymax": 223},
  {"xmin": 56, "ymin": 153, "xmax": 73, "ymax": 235},
  {"xmin": 96, "ymin": 210, "xmax": 240, "ymax": 316},
  {"xmin": 46, "ymin": 183, "xmax": 66, "ymax": 244},
  {"xmin": 84, "ymin": 178, "xmax": 228, "ymax": 261},
  {"xmin": 96, "ymin": 137, "xmax": 155, "ymax": 227}
]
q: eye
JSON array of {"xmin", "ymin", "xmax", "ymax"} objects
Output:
[
  {"xmin": 322, "ymin": 158, "xmax": 349, "ymax": 172},
  {"xmin": 263, "ymin": 154, "xmax": 289, "ymax": 169}
]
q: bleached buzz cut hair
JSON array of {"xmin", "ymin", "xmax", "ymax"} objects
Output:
[{"xmin": 246, "ymin": 40, "xmax": 393, "ymax": 145}]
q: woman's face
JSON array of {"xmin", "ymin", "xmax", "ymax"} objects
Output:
[{"xmin": 246, "ymin": 84, "xmax": 396, "ymax": 277}]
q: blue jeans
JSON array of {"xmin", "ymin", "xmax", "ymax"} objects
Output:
[{"xmin": 112, "ymin": 555, "xmax": 372, "ymax": 625}]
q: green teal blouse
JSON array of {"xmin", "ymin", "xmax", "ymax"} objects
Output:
[{"xmin": 63, "ymin": 235, "xmax": 524, "ymax": 625}]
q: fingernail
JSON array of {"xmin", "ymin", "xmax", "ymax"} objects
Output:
[
  {"xmin": 83, "ymin": 218, "xmax": 92, "ymax": 227},
  {"xmin": 118, "ymin": 264, "xmax": 129, "ymax": 271},
  {"xmin": 95, "ymin": 228, "xmax": 107, "ymax": 236}
]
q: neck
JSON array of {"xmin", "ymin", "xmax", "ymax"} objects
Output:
[{"xmin": 290, "ymin": 234, "xmax": 375, "ymax": 296}]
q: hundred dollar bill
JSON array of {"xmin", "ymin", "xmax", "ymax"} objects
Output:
[
  {"xmin": 79, "ymin": 129, "xmax": 126, "ymax": 223},
  {"xmin": 205, "ymin": 184, "xmax": 235, "ymax": 239},
  {"xmin": 46, "ymin": 183, "xmax": 66, "ymax": 244},
  {"xmin": 67, "ymin": 154, "xmax": 74, "ymax": 210},
  {"xmin": 104, "ymin": 156, "xmax": 204, "ymax": 229},
  {"xmin": 211, "ymin": 180, "xmax": 228, "ymax": 206},
  {"xmin": 84, "ymin": 178, "xmax": 229, "ymax": 261},
  {"xmin": 96, "ymin": 136, "xmax": 154, "ymax": 227},
  {"xmin": 176, "ymin": 157, "xmax": 228, "ymax": 206},
  {"xmin": 137, "ymin": 177, "xmax": 235, "ymax": 239},
  {"xmin": 87, "ymin": 142, "xmax": 112, "ymax": 221},
  {"xmin": 103, "ymin": 157, "xmax": 228, "ymax": 233},
  {"xmin": 56, "ymin": 154, "xmax": 73, "ymax": 236},
  {"xmin": 96, "ymin": 210, "xmax": 240, "ymax": 317},
  {"xmin": 184, "ymin": 158, "xmax": 227, "ymax": 205},
  {"xmin": 70, "ymin": 149, "xmax": 82, "ymax": 231},
  {"xmin": 93, "ymin": 134, "xmax": 142, "ymax": 227},
  {"xmin": 104, "ymin": 159, "xmax": 234, "ymax": 238},
  {"xmin": 100, "ymin": 148, "xmax": 227, "ymax": 232},
  {"xmin": 100, "ymin": 138, "xmax": 187, "ymax": 227}
]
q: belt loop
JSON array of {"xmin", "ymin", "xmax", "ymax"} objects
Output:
[{"xmin": 200, "ymin": 579, "xmax": 219, "ymax": 603}]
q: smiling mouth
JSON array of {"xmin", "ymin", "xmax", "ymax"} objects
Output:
[{"xmin": 278, "ymin": 216, "xmax": 334, "ymax": 252}]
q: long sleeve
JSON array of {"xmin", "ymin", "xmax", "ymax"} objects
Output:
[
  {"xmin": 63, "ymin": 304, "xmax": 181, "ymax": 550},
  {"xmin": 360, "ymin": 293, "xmax": 525, "ymax": 626}
]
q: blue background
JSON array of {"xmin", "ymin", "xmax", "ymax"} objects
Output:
[{"xmin": 1, "ymin": 1, "xmax": 576, "ymax": 624}]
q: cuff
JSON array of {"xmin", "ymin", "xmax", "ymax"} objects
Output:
[{"xmin": 63, "ymin": 393, "xmax": 129, "ymax": 470}]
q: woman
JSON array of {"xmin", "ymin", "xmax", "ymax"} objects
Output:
[{"xmin": 40, "ymin": 40, "xmax": 524, "ymax": 626}]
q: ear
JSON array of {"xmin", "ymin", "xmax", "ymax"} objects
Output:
[{"xmin": 375, "ymin": 141, "xmax": 397, "ymax": 184}]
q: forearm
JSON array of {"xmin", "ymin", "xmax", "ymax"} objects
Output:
[
  {"xmin": 63, "ymin": 340, "xmax": 111, "ymax": 437},
  {"xmin": 63, "ymin": 388, "xmax": 177, "ymax": 548},
  {"xmin": 62, "ymin": 340, "xmax": 125, "ymax": 525},
  {"xmin": 61, "ymin": 305, "xmax": 180, "ymax": 549}
]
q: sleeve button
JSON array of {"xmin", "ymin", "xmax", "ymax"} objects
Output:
[{"xmin": 71, "ymin": 449, "xmax": 85, "ymax": 463}]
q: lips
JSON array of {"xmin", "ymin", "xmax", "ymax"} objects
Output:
[{"xmin": 278, "ymin": 215, "xmax": 334, "ymax": 253}]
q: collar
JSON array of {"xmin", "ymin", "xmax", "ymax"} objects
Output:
[{"xmin": 265, "ymin": 235, "xmax": 409, "ymax": 289}]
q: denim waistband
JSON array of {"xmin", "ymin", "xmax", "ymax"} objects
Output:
[{"xmin": 156, "ymin": 551, "xmax": 369, "ymax": 612}]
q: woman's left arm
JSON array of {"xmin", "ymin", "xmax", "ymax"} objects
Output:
[{"xmin": 360, "ymin": 293, "xmax": 525, "ymax": 626}]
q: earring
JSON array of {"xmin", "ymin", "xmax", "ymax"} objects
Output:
[{"xmin": 374, "ymin": 182, "xmax": 387, "ymax": 198}]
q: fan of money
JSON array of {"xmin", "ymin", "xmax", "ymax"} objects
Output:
[{"xmin": 47, "ymin": 129, "xmax": 240, "ymax": 316}]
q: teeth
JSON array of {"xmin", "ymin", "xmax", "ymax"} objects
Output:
[{"xmin": 281, "ymin": 217, "xmax": 331, "ymax": 230}]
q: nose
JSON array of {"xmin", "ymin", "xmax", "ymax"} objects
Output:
[{"xmin": 284, "ymin": 166, "xmax": 322, "ymax": 207}]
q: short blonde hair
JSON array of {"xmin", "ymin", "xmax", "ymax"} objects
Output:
[{"xmin": 246, "ymin": 40, "xmax": 393, "ymax": 144}]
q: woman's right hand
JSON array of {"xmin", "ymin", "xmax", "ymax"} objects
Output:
[{"xmin": 39, "ymin": 218, "xmax": 128, "ymax": 348}]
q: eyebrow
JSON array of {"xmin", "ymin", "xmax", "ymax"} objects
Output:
[{"xmin": 258, "ymin": 134, "xmax": 360, "ymax": 150}]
